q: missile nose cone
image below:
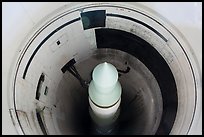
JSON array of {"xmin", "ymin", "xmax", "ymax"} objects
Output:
[
  {"xmin": 93, "ymin": 62, "xmax": 118, "ymax": 89},
  {"xmin": 88, "ymin": 62, "xmax": 122, "ymax": 107}
]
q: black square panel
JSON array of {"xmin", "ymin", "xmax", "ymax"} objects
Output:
[{"xmin": 80, "ymin": 10, "xmax": 106, "ymax": 30}]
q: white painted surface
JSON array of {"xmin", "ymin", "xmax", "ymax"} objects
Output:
[
  {"xmin": 89, "ymin": 98, "xmax": 121, "ymax": 120},
  {"xmin": 138, "ymin": 2, "xmax": 202, "ymax": 134}
]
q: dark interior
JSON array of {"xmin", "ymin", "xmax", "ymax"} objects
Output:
[{"xmin": 51, "ymin": 28, "xmax": 178, "ymax": 135}]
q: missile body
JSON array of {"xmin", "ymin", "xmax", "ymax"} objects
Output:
[{"xmin": 88, "ymin": 62, "xmax": 122, "ymax": 134}]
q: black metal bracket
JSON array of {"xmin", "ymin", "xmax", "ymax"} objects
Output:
[{"xmin": 61, "ymin": 58, "xmax": 88, "ymax": 88}]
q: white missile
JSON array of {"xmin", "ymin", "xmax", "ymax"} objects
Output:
[{"xmin": 88, "ymin": 62, "xmax": 122, "ymax": 128}]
